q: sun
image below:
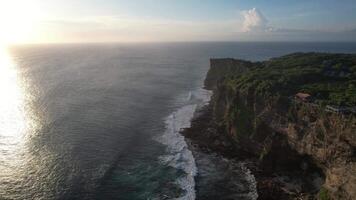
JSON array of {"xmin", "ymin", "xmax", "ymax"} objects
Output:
[{"xmin": 0, "ymin": 0, "xmax": 41, "ymax": 45}]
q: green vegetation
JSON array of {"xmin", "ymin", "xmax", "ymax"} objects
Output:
[
  {"xmin": 223, "ymin": 53, "xmax": 356, "ymax": 106},
  {"xmin": 231, "ymin": 101, "xmax": 254, "ymax": 137},
  {"xmin": 259, "ymin": 146, "xmax": 269, "ymax": 161},
  {"xmin": 318, "ymin": 187, "xmax": 330, "ymax": 200}
]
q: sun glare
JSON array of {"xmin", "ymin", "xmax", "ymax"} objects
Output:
[
  {"xmin": 0, "ymin": 47, "xmax": 27, "ymax": 139},
  {"xmin": 0, "ymin": 0, "xmax": 41, "ymax": 45}
]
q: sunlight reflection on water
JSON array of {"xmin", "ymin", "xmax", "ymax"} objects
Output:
[
  {"xmin": 0, "ymin": 47, "xmax": 26, "ymax": 138},
  {"xmin": 0, "ymin": 47, "xmax": 35, "ymax": 197}
]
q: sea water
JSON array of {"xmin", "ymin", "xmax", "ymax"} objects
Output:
[{"xmin": 1, "ymin": 42, "xmax": 356, "ymax": 199}]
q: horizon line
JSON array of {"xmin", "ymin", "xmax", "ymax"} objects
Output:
[{"xmin": 7, "ymin": 40, "xmax": 356, "ymax": 47}]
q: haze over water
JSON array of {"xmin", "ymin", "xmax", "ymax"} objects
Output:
[{"xmin": 1, "ymin": 42, "xmax": 356, "ymax": 199}]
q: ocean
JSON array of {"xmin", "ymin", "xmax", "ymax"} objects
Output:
[{"xmin": 1, "ymin": 42, "xmax": 356, "ymax": 200}]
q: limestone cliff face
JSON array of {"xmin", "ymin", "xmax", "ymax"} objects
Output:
[
  {"xmin": 206, "ymin": 59, "xmax": 356, "ymax": 200},
  {"xmin": 285, "ymin": 105, "xmax": 356, "ymax": 200}
]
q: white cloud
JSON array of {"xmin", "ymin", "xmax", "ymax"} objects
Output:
[{"xmin": 241, "ymin": 8, "xmax": 269, "ymax": 32}]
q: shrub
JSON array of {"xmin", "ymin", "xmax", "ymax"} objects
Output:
[{"xmin": 318, "ymin": 187, "xmax": 330, "ymax": 200}]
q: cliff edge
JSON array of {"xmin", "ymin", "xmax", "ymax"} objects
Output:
[{"xmin": 200, "ymin": 53, "xmax": 356, "ymax": 199}]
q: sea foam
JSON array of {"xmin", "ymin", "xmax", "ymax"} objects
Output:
[{"xmin": 157, "ymin": 88, "xmax": 211, "ymax": 200}]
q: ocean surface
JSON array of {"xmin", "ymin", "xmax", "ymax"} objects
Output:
[{"xmin": 1, "ymin": 42, "xmax": 356, "ymax": 200}]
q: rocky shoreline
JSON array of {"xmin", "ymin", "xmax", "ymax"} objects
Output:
[{"xmin": 182, "ymin": 104, "xmax": 324, "ymax": 200}]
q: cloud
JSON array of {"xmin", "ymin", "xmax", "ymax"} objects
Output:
[{"xmin": 241, "ymin": 8, "xmax": 269, "ymax": 32}]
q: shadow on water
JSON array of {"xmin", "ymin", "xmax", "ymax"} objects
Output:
[{"xmin": 93, "ymin": 129, "xmax": 185, "ymax": 200}]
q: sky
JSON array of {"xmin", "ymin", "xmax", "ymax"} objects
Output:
[{"xmin": 1, "ymin": 0, "xmax": 356, "ymax": 44}]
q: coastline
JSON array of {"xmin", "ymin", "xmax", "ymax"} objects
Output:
[
  {"xmin": 157, "ymin": 88, "xmax": 212, "ymax": 200},
  {"xmin": 181, "ymin": 104, "xmax": 259, "ymax": 200},
  {"xmin": 181, "ymin": 53, "xmax": 356, "ymax": 200},
  {"xmin": 181, "ymin": 103, "xmax": 315, "ymax": 200}
]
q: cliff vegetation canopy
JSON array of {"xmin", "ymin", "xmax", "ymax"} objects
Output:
[{"xmin": 225, "ymin": 53, "xmax": 356, "ymax": 106}]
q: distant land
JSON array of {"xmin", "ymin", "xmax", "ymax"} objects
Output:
[{"xmin": 183, "ymin": 53, "xmax": 356, "ymax": 200}]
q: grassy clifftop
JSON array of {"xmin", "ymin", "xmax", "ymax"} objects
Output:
[{"xmin": 211, "ymin": 53, "xmax": 356, "ymax": 107}]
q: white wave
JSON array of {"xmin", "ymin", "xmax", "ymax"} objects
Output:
[
  {"xmin": 157, "ymin": 88, "xmax": 211, "ymax": 200},
  {"xmin": 186, "ymin": 91, "xmax": 192, "ymax": 101},
  {"xmin": 189, "ymin": 88, "xmax": 212, "ymax": 106},
  {"xmin": 239, "ymin": 162, "xmax": 259, "ymax": 200},
  {"xmin": 158, "ymin": 105, "xmax": 197, "ymax": 200}
]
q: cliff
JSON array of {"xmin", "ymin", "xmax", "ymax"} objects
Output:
[
  {"xmin": 204, "ymin": 53, "xmax": 356, "ymax": 200},
  {"xmin": 204, "ymin": 58, "xmax": 255, "ymax": 90}
]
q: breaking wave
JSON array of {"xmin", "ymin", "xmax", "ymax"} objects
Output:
[{"xmin": 157, "ymin": 88, "xmax": 211, "ymax": 200}]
